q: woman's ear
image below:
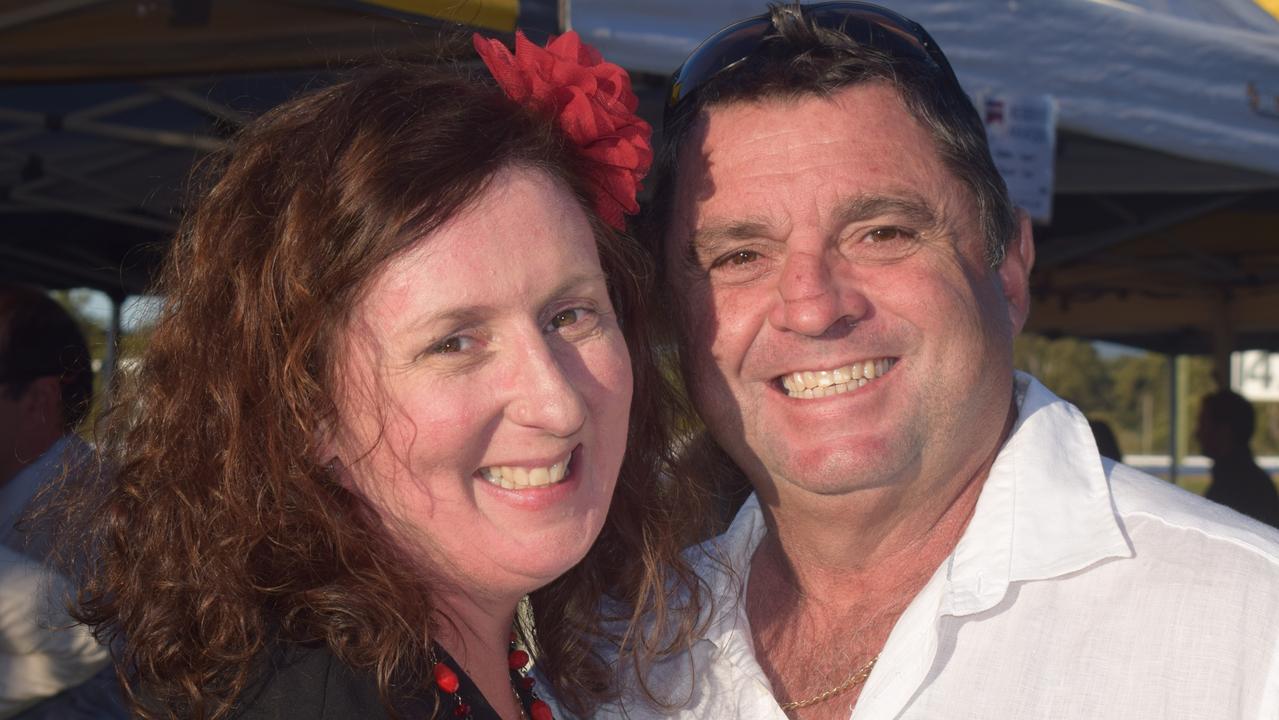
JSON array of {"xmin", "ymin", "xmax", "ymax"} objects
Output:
[{"xmin": 313, "ymin": 417, "xmax": 348, "ymax": 483}]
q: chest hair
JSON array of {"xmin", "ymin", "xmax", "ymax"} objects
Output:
[{"xmin": 744, "ymin": 553, "xmax": 931, "ymax": 720}]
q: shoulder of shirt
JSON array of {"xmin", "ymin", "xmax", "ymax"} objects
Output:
[
  {"xmin": 1105, "ymin": 458, "xmax": 1279, "ymax": 565},
  {"xmin": 231, "ymin": 642, "xmax": 389, "ymax": 720}
]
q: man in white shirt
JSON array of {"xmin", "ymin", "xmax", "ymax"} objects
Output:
[
  {"xmin": 1, "ymin": 283, "xmax": 96, "ymax": 554},
  {"xmin": 0, "ymin": 283, "xmax": 113, "ymax": 718},
  {"xmin": 600, "ymin": 3, "xmax": 1279, "ymax": 718},
  {"xmin": 0, "ymin": 544, "xmax": 110, "ymax": 719}
]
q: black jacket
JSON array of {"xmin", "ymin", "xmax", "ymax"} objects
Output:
[{"xmin": 231, "ymin": 643, "xmax": 505, "ymax": 720}]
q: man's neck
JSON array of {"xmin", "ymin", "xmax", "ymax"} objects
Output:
[
  {"xmin": 752, "ymin": 396, "xmax": 1012, "ymax": 593},
  {"xmin": 743, "ymin": 400, "xmax": 1017, "ymax": 719},
  {"xmin": 753, "ymin": 461, "xmax": 987, "ymax": 603}
]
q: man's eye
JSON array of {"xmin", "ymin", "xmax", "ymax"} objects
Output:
[
  {"xmin": 867, "ymin": 227, "xmax": 914, "ymax": 243},
  {"xmin": 713, "ymin": 250, "xmax": 761, "ymax": 268},
  {"xmin": 429, "ymin": 336, "xmax": 471, "ymax": 354}
]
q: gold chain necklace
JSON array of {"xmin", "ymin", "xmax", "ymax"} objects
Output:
[{"xmin": 779, "ymin": 654, "xmax": 879, "ymax": 711}]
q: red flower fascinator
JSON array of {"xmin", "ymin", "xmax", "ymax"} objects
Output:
[{"xmin": 473, "ymin": 31, "xmax": 652, "ymax": 230}]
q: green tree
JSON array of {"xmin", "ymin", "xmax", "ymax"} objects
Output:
[{"xmin": 1014, "ymin": 335, "xmax": 1112, "ymax": 414}]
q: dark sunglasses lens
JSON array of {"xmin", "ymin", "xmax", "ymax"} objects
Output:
[
  {"xmin": 670, "ymin": 18, "xmax": 771, "ymax": 107},
  {"xmin": 668, "ymin": 2, "xmax": 947, "ymax": 112},
  {"xmin": 809, "ymin": 6, "xmax": 933, "ymax": 61}
]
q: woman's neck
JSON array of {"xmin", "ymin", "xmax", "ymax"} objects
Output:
[{"xmin": 435, "ymin": 594, "xmax": 524, "ymax": 720}]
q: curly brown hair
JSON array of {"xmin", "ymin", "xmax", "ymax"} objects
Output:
[{"xmin": 52, "ymin": 55, "xmax": 712, "ymax": 720}]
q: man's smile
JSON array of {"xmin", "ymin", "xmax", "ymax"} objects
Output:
[{"xmin": 777, "ymin": 357, "xmax": 898, "ymax": 398}]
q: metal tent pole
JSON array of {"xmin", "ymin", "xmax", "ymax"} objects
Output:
[
  {"xmin": 101, "ymin": 295, "xmax": 122, "ymax": 396},
  {"xmin": 1168, "ymin": 352, "xmax": 1179, "ymax": 485}
]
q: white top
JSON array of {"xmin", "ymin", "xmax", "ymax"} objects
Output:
[
  {"xmin": 0, "ymin": 436, "xmax": 111, "ymax": 718},
  {"xmin": 592, "ymin": 373, "xmax": 1279, "ymax": 719},
  {"xmin": 0, "ymin": 544, "xmax": 110, "ymax": 719},
  {"xmin": 1, "ymin": 434, "xmax": 92, "ymax": 561}
]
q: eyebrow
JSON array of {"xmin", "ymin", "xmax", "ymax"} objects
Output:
[
  {"xmin": 398, "ymin": 271, "xmax": 608, "ymax": 336},
  {"xmin": 831, "ymin": 193, "xmax": 939, "ymax": 229},
  {"xmin": 684, "ymin": 192, "xmax": 941, "ymax": 262},
  {"xmin": 687, "ymin": 218, "xmax": 775, "ymax": 261}
]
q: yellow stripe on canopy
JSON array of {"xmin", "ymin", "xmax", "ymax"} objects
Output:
[
  {"xmin": 361, "ymin": 0, "xmax": 518, "ymax": 31},
  {"xmin": 1256, "ymin": 0, "xmax": 1279, "ymax": 22}
]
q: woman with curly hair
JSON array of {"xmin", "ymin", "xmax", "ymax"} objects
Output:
[{"xmin": 52, "ymin": 32, "xmax": 710, "ymax": 720}]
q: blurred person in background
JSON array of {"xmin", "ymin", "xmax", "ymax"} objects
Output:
[
  {"xmin": 0, "ymin": 283, "xmax": 94, "ymax": 559},
  {"xmin": 1198, "ymin": 389, "xmax": 1279, "ymax": 527},
  {"xmin": 1088, "ymin": 417, "xmax": 1123, "ymax": 462},
  {"xmin": 50, "ymin": 32, "xmax": 708, "ymax": 720},
  {"xmin": 0, "ymin": 283, "xmax": 118, "ymax": 719}
]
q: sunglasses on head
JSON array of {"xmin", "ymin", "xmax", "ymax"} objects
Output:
[{"xmin": 665, "ymin": 1, "xmax": 959, "ymax": 125}]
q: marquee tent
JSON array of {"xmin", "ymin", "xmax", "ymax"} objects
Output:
[{"xmin": 0, "ymin": 0, "xmax": 555, "ymax": 295}]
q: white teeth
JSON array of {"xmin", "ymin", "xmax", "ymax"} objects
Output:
[
  {"xmin": 528, "ymin": 467, "xmax": 550, "ymax": 487},
  {"xmin": 778, "ymin": 358, "xmax": 896, "ymax": 398},
  {"xmin": 479, "ymin": 454, "xmax": 571, "ymax": 490}
]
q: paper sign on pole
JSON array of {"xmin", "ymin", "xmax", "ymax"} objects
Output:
[
  {"xmin": 1233, "ymin": 350, "xmax": 1279, "ymax": 402},
  {"xmin": 978, "ymin": 93, "xmax": 1057, "ymax": 223}
]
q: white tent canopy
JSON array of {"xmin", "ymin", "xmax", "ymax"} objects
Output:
[{"xmin": 569, "ymin": 0, "xmax": 1279, "ymax": 183}]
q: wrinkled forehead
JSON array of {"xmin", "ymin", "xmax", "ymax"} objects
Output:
[{"xmin": 662, "ymin": 85, "xmax": 959, "ymax": 248}]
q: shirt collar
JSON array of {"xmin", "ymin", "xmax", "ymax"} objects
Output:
[
  {"xmin": 693, "ymin": 493, "xmax": 768, "ymax": 655},
  {"xmin": 942, "ymin": 372, "xmax": 1133, "ymax": 615},
  {"xmin": 693, "ymin": 371, "xmax": 1134, "ymax": 647}
]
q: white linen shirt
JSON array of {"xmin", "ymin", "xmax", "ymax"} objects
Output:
[{"xmin": 592, "ymin": 373, "xmax": 1279, "ymax": 719}]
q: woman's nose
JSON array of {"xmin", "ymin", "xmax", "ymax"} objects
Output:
[{"xmin": 506, "ymin": 338, "xmax": 588, "ymax": 437}]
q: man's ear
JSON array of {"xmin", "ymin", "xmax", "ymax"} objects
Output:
[{"xmin": 998, "ymin": 210, "xmax": 1035, "ymax": 334}]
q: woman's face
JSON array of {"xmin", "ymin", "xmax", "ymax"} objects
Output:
[{"xmin": 332, "ymin": 167, "xmax": 632, "ymax": 600}]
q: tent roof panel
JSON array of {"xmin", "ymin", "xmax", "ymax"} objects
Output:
[{"xmin": 572, "ymin": 0, "xmax": 1279, "ymax": 177}]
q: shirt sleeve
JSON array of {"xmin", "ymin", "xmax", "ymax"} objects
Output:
[{"xmin": 0, "ymin": 545, "xmax": 110, "ymax": 719}]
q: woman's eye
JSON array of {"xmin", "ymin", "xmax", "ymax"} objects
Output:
[{"xmin": 546, "ymin": 308, "xmax": 586, "ymax": 332}]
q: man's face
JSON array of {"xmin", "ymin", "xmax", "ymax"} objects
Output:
[
  {"xmin": 666, "ymin": 83, "xmax": 1033, "ymax": 501},
  {"xmin": 1195, "ymin": 404, "xmax": 1230, "ymax": 461},
  {"xmin": 0, "ymin": 377, "xmax": 64, "ymax": 487}
]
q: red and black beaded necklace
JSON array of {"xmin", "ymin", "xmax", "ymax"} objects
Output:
[{"xmin": 430, "ymin": 635, "xmax": 552, "ymax": 720}]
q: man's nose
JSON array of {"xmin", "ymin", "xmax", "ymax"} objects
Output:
[
  {"xmin": 506, "ymin": 337, "xmax": 588, "ymax": 438},
  {"xmin": 768, "ymin": 250, "xmax": 867, "ymax": 336}
]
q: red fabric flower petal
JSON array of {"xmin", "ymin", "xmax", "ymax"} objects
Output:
[{"xmin": 473, "ymin": 30, "xmax": 652, "ymax": 230}]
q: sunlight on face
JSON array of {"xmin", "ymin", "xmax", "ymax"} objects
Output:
[
  {"xmin": 333, "ymin": 167, "xmax": 633, "ymax": 600},
  {"xmin": 668, "ymin": 84, "xmax": 1025, "ymax": 501}
]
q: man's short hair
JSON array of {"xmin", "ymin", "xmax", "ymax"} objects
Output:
[
  {"xmin": 0, "ymin": 284, "xmax": 94, "ymax": 431},
  {"xmin": 646, "ymin": 2, "xmax": 1018, "ymax": 269},
  {"xmin": 1201, "ymin": 390, "xmax": 1256, "ymax": 447}
]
